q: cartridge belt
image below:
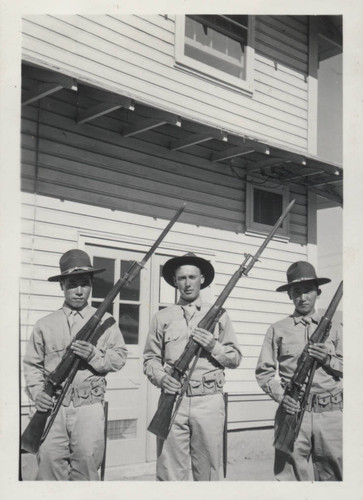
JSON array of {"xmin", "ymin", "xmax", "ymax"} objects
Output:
[
  {"xmin": 305, "ymin": 388, "xmax": 343, "ymax": 413},
  {"xmin": 62, "ymin": 378, "xmax": 106, "ymax": 407},
  {"xmin": 186, "ymin": 371, "xmax": 225, "ymax": 397}
]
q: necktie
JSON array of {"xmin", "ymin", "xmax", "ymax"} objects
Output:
[
  {"xmin": 68, "ymin": 310, "xmax": 80, "ymax": 336},
  {"xmin": 183, "ymin": 303, "xmax": 196, "ymax": 324},
  {"xmin": 302, "ymin": 316, "xmax": 311, "ymax": 341}
]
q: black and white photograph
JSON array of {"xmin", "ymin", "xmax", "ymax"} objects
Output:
[{"xmin": 0, "ymin": 0, "xmax": 362, "ymax": 498}]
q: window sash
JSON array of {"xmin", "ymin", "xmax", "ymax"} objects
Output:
[
  {"xmin": 246, "ymin": 183, "xmax": 290, "ymax": 238},
  {"xmin": 175, "ymin": 14, "xmax": 255, "ymax": 93}
]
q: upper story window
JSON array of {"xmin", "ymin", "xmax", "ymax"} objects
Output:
[
  {"xmin": 246, "ymin": 183, "xmax": 290, "ymax": 238},
  {"xmin": 175, "ymin": 15, "xmax": 255, "ymax": 93}
]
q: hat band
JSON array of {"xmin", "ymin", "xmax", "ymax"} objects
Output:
[
  {"xmin": 288, "ymin": 277, "xmax": 317, "ymax": 284},
  {"xmin": 61, "ymin": 266, "xmax": 94, "ymax": 275}
]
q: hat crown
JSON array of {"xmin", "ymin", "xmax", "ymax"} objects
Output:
[
  {"xmin": 179, "ymin": 252, "xmax": 198, "ymax": 260},
  {"xmin": 276, "ymin": 261, "xmax": 331, "ymax": 292},
  {"xmin": 59, "ymin": 249, "xmax": 92, "ymax": 273},
  {"xmin": 286, "ymin": 261, "xmax": 318, "ymax": 284},
  {"xmin": 162, "ymin": 252, "xmax": 215, "ymax": 289}
]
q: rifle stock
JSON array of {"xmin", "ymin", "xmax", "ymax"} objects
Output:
[
  {"xmin": 148, "ymin": 393, "xmax": 177, "ymax": 441},
  {"xmin": 273, "ymin": 405, "xmax": 299, "ymax": 455},
  {"xmin": 148, "ymin": 200, "xmax": 296, "ymax": 440},
  {"xmin": 273, "ymin": 281, "xmax": 343, "ymax": 455},
  {"xmin": 21, "ymin": 204, "xmax": 186, "ymax": 454},
  {"xmin": 20, "ymin": 382, "xmax": 55, "ymax": 454}
]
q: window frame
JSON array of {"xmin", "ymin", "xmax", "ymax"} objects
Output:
[
  {"xmin": 174, "ymin": 14, "xmax": 255, "ymax": 93},
  {"xmin": 79, "ymin": 237, "xmax": 152, "ymax": 356},
  {"xmin": 246, "ymin": 182, "xmax": 291, "ymax": 239}
]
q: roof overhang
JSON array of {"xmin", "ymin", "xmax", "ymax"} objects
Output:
[
  {"xmin": 318, "ymin": 15, "xmax": 343, "ymax": 62},
  {"xmin": 21, "ymin": 63, "xmax": 343, "ymax": 207}
]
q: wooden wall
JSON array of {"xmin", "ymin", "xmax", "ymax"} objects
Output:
[
  {"xmin": 20, "ymin": 193, "xmax": 308, "ymax": 414},
  {"xmin": 22, "ymin": 14, "xmax": 310, "ymax": 151},
  {"xmin": 20, "ymin": 13, "xmax": 313, "ymax": 433},
  {"xmin": 21, "ymin": 78, "xmax": 308, "ymax": 244}
]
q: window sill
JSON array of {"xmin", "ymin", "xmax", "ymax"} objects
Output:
[
  {"xmin": 244, "ymin": 228, "xmax": 290, "ymax": 243},
  {"xmin": 174, "ymin": 59, "xmax": 254, "ymax": 97}
]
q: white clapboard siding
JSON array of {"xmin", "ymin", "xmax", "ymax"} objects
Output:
[
  {"xmin": 21, "ymin": 91, "xmax": 308, "ymax": 242},
  {"xmin": 22, "ymin": 14, "xmax": 310, "ymax": 150},
  {"xmin": 20, "ymin": 194, "xmax": 308, "ymax": 415}
]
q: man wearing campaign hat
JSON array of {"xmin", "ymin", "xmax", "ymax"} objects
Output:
[
  {"xmin": 255, "ymin": 261, "xmax": 343, "ymax": 481},
  {"xmin": 23, "ymin": 249, "xmax": 128, "ymax": 480},
  {"xmin": 143, "ymin": 253, "xmax": 242, "ymax": 481}
]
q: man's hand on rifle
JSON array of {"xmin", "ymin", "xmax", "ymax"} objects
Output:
[
  {"xmin": 70, "ymin": 340, "xmax": 94, "ymax": 361},
  {"xmin": 191, "ymin": 327, "xmax": 216, "ymax": 353},
  {"xmin": 308, "ymin": 343, "xmax": 330, "ymax": 367},
  {"xmin": 34, "ymin": 391, "xmax": 54, "ymax": 412},
  {"xmin": 282, "ymin": 395, "xmax": 300, "ymax": 415},
  {"xmin": 161, "ymin": 374, "xmax": 181, "ymax": 394}
]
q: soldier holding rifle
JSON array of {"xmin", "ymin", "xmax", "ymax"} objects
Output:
[
  {"xmin": 255, "ymin": 261, "xmax": 343, "ymax": 481},
  {"xmin": 23, "ymin": 249, "xmax": 128, "ymax": 480},
  {"xmin": 143, "ymin": 253, "xmax": 242, "ymax": 481}
]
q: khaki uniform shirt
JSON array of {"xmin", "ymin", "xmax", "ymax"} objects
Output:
[
  {"xmin": 24, "ymin": 303, "xmax": 128, "ymax": 402},
  {"xmin": 143, "ymin": 297, "xmax": 242, "ymax": 388},
  {"xmin": 255, "ymin": 310, "xmax": 343, "ymax": 403}
]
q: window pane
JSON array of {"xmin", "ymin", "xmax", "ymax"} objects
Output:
[
  {"xmin": 92, "ymin": 257, "xmax": 115, "ymax": 299},
  {"xmin": 119, "ymin": 260, "xmax": 140, "ymax": 301},
  {"xmin": 159, "ymin": 264, "xmax": 177, "ymax": 305},
  {"xmin": 91, "ymin": 301, "xmax": 113, "ymax": 315},
  {"xmin": 185, "ymin": 16, "xmax": 245, "ymax": 79},
  {"xmin": 119, "ymin": 304, "xmax": 139, "ymax": 344},
  {"xmin": 253, "ymin": 189, "xmax": 283, "ymax": 226}
]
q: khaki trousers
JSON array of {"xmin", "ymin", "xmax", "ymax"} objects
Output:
[
  {"xmin": 156, "ymin": 393, "xmax": 225, "ymax": 481},
  {"xmin": 36, "ymin": 402, "xmax": 105, "ymax": 481},
  {"xmin": 274, "ymin": 409, "xmax": 342, "ymax": 481}
]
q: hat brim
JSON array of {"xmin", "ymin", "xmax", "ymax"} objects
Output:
[
  {"xmin": 48, "ymin": 267, "xmax": 105, "ymax": 282},
  {"xmin": 276, "ymin": 277, "xmax": 331, "ymax": 292},
  {"xmin": 162, "ymin": 255, "xmax": 215, "ymax": 289}
]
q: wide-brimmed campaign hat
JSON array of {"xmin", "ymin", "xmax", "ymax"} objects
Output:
[
  {"xmin": 276, "ymin": 261, "xmax": 331, "ymax": 292},
  {"xmin": 48, "ymin": 249, "xmax": 105, "ymax": 282},
  {"xmin": 162, "ymin": 252, "xmax": 215, "ymax": 289}
]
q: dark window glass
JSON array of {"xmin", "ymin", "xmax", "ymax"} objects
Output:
[
  {"xmin": 119, "ymin": 304, "xmax": 139, "ymax": 344},
  {"xmin": 253, "ymin": 189, "xmax": 283, "ymax": 226},
  {"xmin": 119, "ymin": 260, "xmax": 140, "ymax": 301},
  {"xmin": 92, "ymin": 257, "xmax": 115, "ymax": 299},
  {"xmin": 91, "ymin": 301, "xmax": 113, "ymax": 315}
]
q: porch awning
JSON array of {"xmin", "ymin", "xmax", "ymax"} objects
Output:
[{"xmin": 22, "ymin": 63, "xmax": 343, "ymax": 207}]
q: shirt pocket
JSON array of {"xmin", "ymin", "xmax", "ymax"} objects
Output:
[
  {"xmin": 163, "ymin": 328, "xmax": 187, "ymax": 363},
  {"xmin": 44, "ymin": 343, "xmax": 66, "ymax": 372},
  {"xmin": 279, "ymin": 339, "xmax": 304, "ymax": 360}
]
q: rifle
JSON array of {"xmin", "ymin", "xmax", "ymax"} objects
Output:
[
  {"xmin": 147, "ymin": 199, "xmax": 296, "ymax": 440},
  {"xmin": 21, "ymin": 203, "xmax": 186, "ymax": 454},
  {"xmin": 274, "ymin": 280, "xmax": 343, "ymax": 455}
]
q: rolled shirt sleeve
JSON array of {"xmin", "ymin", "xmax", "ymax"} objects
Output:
[
  {"xmin": 210, "ymin": 312, "xmax": 242, "ymax": 369},
  {"xmin": 23, "ymin": 322, "xmax": 48, "ymax": 401},
  {"xmin": 143, "ymin": 315, "xmax": 167, "ymax": 388},
  {"xmin": 87, "ymin": 315, "xmax": 128, "ymax": 374},
  {"xmin": 255, "ymin": 325, "xmax": 285, "ymax": 403},
  {"xmin": 326, "ymin": 321, "xmax": 343, "ymax": 378}
]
